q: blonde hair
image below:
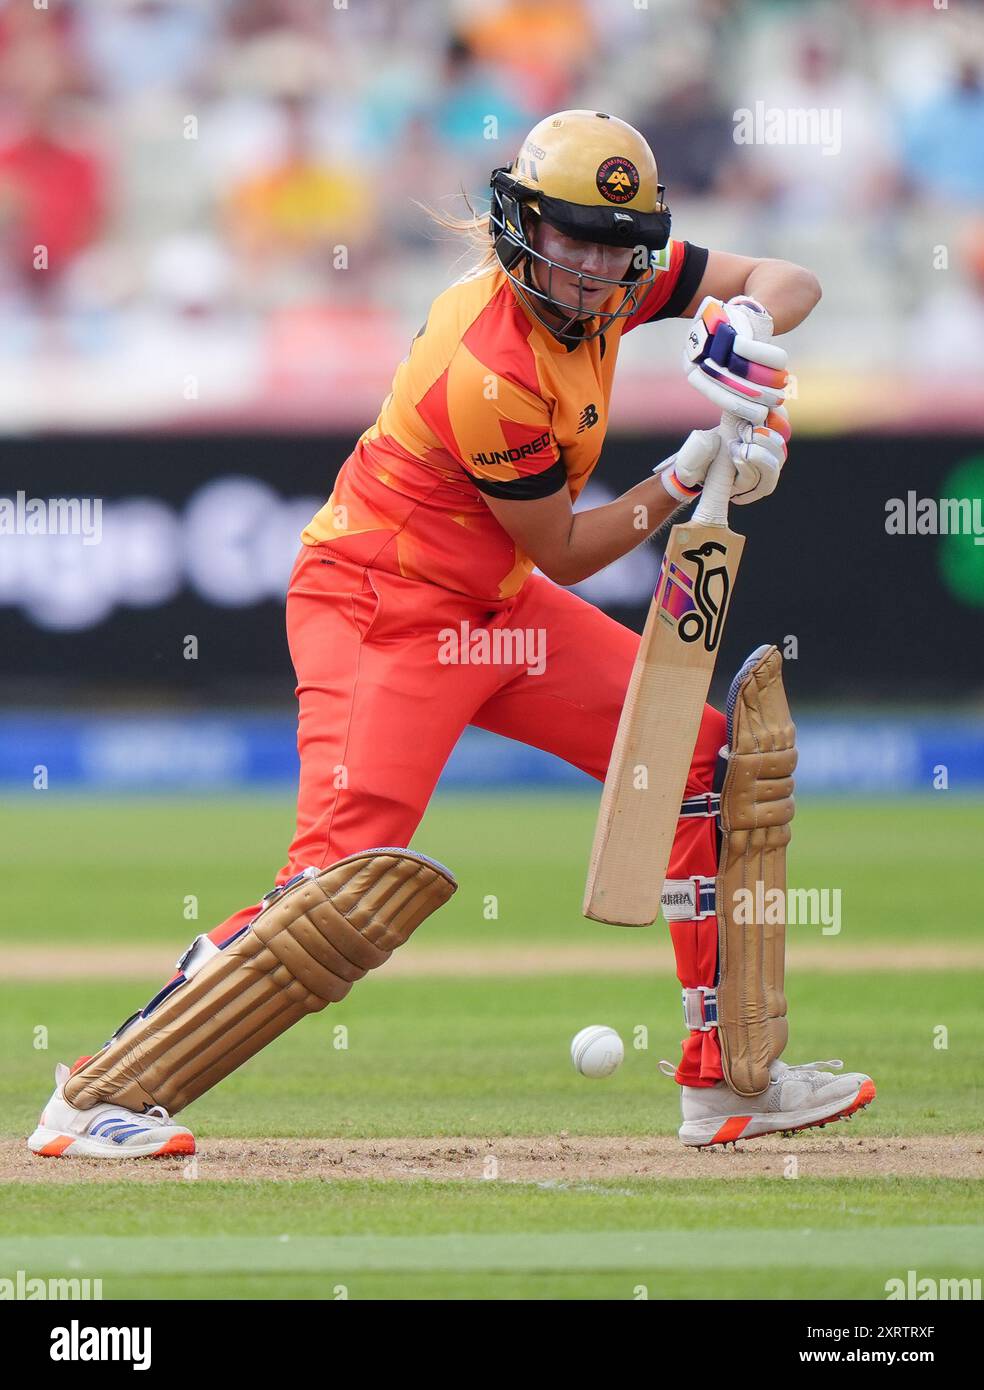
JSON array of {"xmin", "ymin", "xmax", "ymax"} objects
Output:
[{"xmin": 414, "ymin": 189, "xmax": 500, "ymax": 276}]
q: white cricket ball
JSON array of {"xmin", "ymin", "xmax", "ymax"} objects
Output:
[{"xmin": 571, "ymin": 1025, "xmax": 624, "ymax": 1078}]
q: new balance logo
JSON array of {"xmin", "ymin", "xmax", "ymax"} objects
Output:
[{"xmin": 577, "ymin": 404, "xmax": 599, "ymax": 433}]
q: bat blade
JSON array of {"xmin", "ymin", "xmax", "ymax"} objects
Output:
[{"xmin": 583, "ymin": 517, "xmax": 744, "ymax": 926}]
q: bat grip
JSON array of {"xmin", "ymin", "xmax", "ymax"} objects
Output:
[
  {"xmin": 692, "ymin": 302, "xmax": 774, "ymax": 526},
  {"xmin": 691, "ymin": 411, "xmax": 742, "ymax": 526}
]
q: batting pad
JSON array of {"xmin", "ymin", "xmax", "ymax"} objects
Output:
[
  {"xmin": 63, "ymin": 848, "xmax": 457, "ymax": 1115},
  {"xmin": 716, "ymin": 645, "xmax": 797, "ymax": 1098}
]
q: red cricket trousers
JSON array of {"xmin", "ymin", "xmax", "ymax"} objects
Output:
[{"xmin": 203, "ymin": 543, "xmax": 725, "ymax": 1085}]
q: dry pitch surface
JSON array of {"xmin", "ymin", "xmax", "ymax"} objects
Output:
[
  {"xmin": 3, "ymin": 1135, "xmax": 981, "ymax": 1184},
  {"xmin": 5, "ymin": 943, "xmax": 982, "ymax": 1185}
]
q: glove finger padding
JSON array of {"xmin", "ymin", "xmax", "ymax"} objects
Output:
[
  {"xmin": 654, "ymin": 427, "xmax": 723, "ymax": 502},
  {"xmin": 684, "ymin": 296, "xmax": 788, "ymax": 426},
  {"xmin": 729, "ymin": 410, "xmax": 789, "ymax": 504}
]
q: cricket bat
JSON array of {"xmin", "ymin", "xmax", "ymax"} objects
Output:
[{"xmin": 583, "ymin": 420, "xmax": 744, "ymax": 926}]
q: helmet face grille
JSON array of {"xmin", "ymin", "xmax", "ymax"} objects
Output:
[{"xmin": 488, "ymin": 167, "xmax": 668, "ymax": 343}]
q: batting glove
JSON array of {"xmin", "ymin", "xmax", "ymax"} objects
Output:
[
  {"xmin": 728, "ymin": 405, "xmax": 790, "ymax": 505},
  {"xmin": 684, "ymin": 295, "xmax": 788, "ymax": 426},
  {"xmin": 654, "ymin": 405, "xmax": 791, "ymax": 506},
  {"xmin": 654, "ymin": 427, "xmax": 722, "ymax": 502}
]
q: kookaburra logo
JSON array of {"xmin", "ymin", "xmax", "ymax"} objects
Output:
[{"xmin": 679, "ymin": 540, "xmax": 731, "ymax": 651}]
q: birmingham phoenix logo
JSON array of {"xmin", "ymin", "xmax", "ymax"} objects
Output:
[{"xmin": 595, "ymin": 156, "xmax": 640, "ymax": 204}]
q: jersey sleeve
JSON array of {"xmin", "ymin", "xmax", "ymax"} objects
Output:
[
  {"xmin": 621, "ymin": 238, "xmax": 709, "ymax": 333},
  {"xmin": 417, "ymin": 344, "xmax": 566, "ymax": 500}
]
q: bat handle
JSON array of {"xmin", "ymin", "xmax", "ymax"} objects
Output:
[{"xmin": 691, "ymin": 411, "xmax": 743, "ymax": 526}]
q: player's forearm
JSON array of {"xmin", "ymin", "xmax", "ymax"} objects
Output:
[
  {"xmin": 555, "ymin": 476, "xmax": 680, "ymax": 586},
  {"xmin": 742, "ymin": 260, "xmax": 821, "ymax": 334}
]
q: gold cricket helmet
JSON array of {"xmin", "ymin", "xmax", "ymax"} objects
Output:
[{"xmin": 489, "ymin": 110, "xmax": 671, "ymax": 341}]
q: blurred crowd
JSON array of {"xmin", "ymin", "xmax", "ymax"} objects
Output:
[{"xmin": 1, "ymin": 0, "xmax": 983, "ymax": 429}]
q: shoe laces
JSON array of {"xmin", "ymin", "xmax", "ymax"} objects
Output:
[
  {"xmin": 660, "ymin": 1058, "xmax": 845, "ymax": 1083},
  {"xmin": 144, "ymin": 1104, "xmax": 173, "ymax": 1123}
]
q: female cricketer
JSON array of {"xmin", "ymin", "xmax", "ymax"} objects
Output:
[{"xmin": 29, "ymin": 111, "xmax": 874, "ymax": 1159}]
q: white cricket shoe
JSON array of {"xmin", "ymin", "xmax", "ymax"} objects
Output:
[
  {"xmin": 661, "ymin": 1057, "xmax": 876, "ymax": 1148},
  {"xmin": 28, "ymin": 1062, "xmax": 195, "ymax": 1159}
]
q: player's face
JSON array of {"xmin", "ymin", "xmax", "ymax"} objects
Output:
[{"xmin": 529, "ymin": 218, "xmax": 635, "ymax": 318}]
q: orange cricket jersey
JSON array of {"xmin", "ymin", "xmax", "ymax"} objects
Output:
[{"xmin": 303, "ymin": 237, "xmax": 708, "ymax": 600}]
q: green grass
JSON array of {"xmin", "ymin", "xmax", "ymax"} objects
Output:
[
  {"xmin": 3, "ymin": 971, "xmax": 981, "ymax": 1139},
  {"xmin": 3, "ymin": 791, "xmax": 982, "ymax": 1301},
  {"xmin": 17, "ymin": 1269, "xmax": 972, "ymax": 1301},
  {"xmin": 1, "ymin": 1180, "xmax": 981, "ymax": 1301},
  {"xmin": 7, "ymin": 1176, "xmax": 980, "ymax": 1234},
  {"xmin": 0, "ymin": 792, "xmax": 981, "ymax": 947},
  {"xmin": 17, "ymin": 1269, "xmax": 973, "ymax": 1300}
]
